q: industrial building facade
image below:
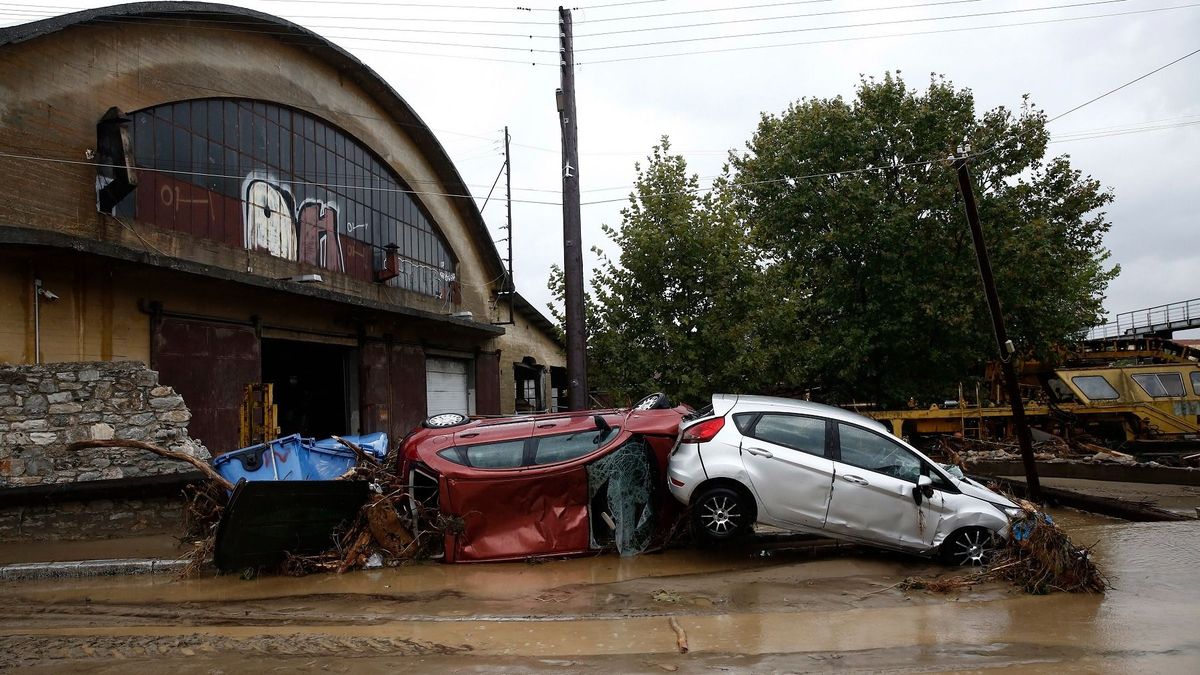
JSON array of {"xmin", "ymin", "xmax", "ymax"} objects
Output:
[{"xmin": 0, "ymin": 3, "xmax": 565, "ymax": 459}]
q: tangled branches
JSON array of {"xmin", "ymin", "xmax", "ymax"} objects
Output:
[{"xmin": 901, "ymin": 501, "xmax": 1109, "ymax": 596}]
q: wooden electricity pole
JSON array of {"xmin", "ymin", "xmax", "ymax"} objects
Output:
[
  {"xmin": 558, "ymin": 5, "xmax": 588, "ymax": 410},
  {"xmin": 954, "ymin": 147, "xmax": 1041, "ymax": 500}
]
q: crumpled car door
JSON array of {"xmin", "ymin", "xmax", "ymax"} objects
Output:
[{"xmin": 823, "ymin": 422, "xmax": 934, "ymax": 549}]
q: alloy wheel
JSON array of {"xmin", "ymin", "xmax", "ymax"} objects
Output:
[
  {"xmin": 952, "ymin": 528, "xmax": 994, "ymax": 566},
  {"xmin": 700, "ymin": 494, "xmax": 742, "ymax": 536}
]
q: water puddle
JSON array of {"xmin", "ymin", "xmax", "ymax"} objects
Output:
[{"xmin": 2, "ymin": 515, "xmax": 1197, "ymax": 671}]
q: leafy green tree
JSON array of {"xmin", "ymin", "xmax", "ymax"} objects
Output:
[
  {"xmin": 549, "ymin": 138, "xmax": 763, "ymax": 406},
  {"xmin": 731, "ymin": 72, "xmax": 1118, "ymax": 406}
]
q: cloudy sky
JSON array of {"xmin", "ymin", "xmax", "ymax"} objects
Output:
[{"xmin": 4, "ymin": 0, "xmax": 1198, "ymax": 333}]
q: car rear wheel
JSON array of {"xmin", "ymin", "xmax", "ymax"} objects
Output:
[
  {"xmin": 941, "ymin": 526, "xmax": 997, "ymax": 566},
  {"xmin": 692, "ymin": 486, "xmax": 751, "ymax": 544}
]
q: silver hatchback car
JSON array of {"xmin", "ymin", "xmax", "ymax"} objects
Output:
[{"xmin": 667, "ymin": 394, "xmax": 1019, "ymax": 565}]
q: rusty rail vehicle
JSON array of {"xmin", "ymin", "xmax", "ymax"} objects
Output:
[{"xmin": 867, "ymin": 337, "xmax": 1200, "ymax": 447}]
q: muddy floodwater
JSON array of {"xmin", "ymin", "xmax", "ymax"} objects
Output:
[{"xmin": 1, "ymin": 509, "xmax": 1197, "ymax": 673}]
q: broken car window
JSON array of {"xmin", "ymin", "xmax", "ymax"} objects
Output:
[
  {"xmin": 533, "ymin": 426, "xmax": 621, "ymax": 465},
  {"xmin": 837, "ymin": 423, "xmax": 921, "ymax": 483},
  {"xmin": 751, "ymin": 414, "xmax": 826, "ymax": 457}
]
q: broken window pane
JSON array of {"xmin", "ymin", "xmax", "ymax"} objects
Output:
[
  {"xmin": 837, "ymin": 423, "xmax": 921, "ymax": 483},
  {"xmin": 587, "ymin": 440, "xmax": 654, "ymax": 556}
]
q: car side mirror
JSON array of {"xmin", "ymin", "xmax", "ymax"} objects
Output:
[{"xmin": 913, "ymin": 475, "xmax": 934, "ymax": 505}]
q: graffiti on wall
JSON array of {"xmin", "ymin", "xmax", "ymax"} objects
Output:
[{"xmin": 242, "ymin": 171, "xmax": 345, "ymax": 272}]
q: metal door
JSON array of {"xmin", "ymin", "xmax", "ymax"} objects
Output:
[
  {"xmin": 426, "ymin": 357, "xmax": 469, "ymax": 416},
  {"xmin": 739, "ymin": 413, "xmax": 835, "ymax": 529},
  {"xmin": 824, "ymin": 422, "xmax": 931, "ymax": 548}
]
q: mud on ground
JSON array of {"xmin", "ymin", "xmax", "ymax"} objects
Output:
[{"xmin": 1, "ymin": 511, "xmax": 1197, "ymax": 673}]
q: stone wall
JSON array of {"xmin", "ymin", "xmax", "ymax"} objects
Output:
[
  {"xmin": 0, "ymin": 361, "xmax": 208, "ymax": 487},
  {"xmin": 0, "ymin": 495, "xmax": 186, "ymax": 542}
]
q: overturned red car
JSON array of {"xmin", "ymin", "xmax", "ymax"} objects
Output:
[{"xmin": 399, "ymin": 393, "xmax": 691, "ymax": 562}]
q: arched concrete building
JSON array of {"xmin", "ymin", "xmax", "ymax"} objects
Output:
[{"xmin": 0, "ymin": 3, "xmax": 565, "ymax": 457}]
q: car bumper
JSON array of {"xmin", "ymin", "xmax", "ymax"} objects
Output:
[{"xmin": 666, "ymin": 442, "xmax": 708, "ymax": 505}]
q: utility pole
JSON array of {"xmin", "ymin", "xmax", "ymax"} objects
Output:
[
  {"xmin": 557, "ymin": 5, "xmax": 588, "ymax": 410},
  {"xmin": 954, "ymin": 146, "xmax": 1041, "ymax": 501},
  {"xmin": 504, "ymin": 125, "xmax": 514, "ymax": 325}
]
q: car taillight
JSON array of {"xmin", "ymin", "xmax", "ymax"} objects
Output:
[{"xmin": 681, "ymin": 417, "xmax": 725, "ymax": 443}]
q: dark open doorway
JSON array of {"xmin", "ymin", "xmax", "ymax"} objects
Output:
[{"xmin": 261, "ymin": 338, "xmax": 356, "ymax": 439}]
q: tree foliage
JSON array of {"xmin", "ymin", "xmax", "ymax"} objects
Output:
[
  {"xmin": 549, "ymin": 138, "xmax": 763, "ymax": 405},
  {"xmin": 554, "ymin": 73, "xmax": 1117, "ymax": 408}
]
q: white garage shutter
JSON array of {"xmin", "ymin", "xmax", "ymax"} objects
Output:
[{"xmin": 426, "ymin": 357, "xmax": 470, "ymax": 416}]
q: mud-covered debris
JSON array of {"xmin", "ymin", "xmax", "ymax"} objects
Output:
[
  {"xmin": 651, "ymin": 589, "xmax": 684, "ymax": 603},
  {"xmin": 903, "ymin": 500, "xmax": 1109, "ymax": 595}
]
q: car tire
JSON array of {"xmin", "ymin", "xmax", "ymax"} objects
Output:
[
  {"xmin": 632, "ymin": 392, "xmax": 672, "ymax": 411},
  {"xmin": 691, "ymin": 486, "xmax": 752, "ymax": 544},
  {"xmin": 940, "ymin": 526, "xmax": 997, "ymax": 566},
  {"xmin": 423, "ymin": 412, "xmax": 470, "ymax": 429}
]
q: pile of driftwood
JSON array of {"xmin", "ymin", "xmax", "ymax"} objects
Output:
[
  {"xmin": 70, "ymin": 436, "xmax": 450, "ymax": 577},
  {"xmin": 900, "ymin": 499, "xmax": 1108, "ymax": 596}
]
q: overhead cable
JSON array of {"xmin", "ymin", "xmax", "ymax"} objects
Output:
[
  {"xmin": 575, "ymin": 0, "xmax": 987, "ymax": 38},
  {"xmin": 575, "ymin": 0, "xmax": 1129, "ymax": 52},
  {"xmin": 576, "ymin": 2, "xmax": 1200, "ymax": 64}
]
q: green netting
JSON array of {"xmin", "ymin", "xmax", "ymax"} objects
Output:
[{"xmin": 587, "ymin": 440, "xmax": 655, "ymax": 556}]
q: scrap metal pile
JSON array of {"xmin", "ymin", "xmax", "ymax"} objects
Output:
[{"xmin": 931, "ymin": 434, "xmax": 1140, "ymax": 468}]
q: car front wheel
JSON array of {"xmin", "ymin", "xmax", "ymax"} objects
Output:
[
  {"xmin": 692, "ymin": 486, "xmax": 751, "ymax": 544},
  {"xmin": 941, "ymin": 526, "xmax": 997, "ymax": 566}
]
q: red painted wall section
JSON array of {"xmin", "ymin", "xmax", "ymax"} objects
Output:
[
  {"xmin": 474, "ymin": 351, "xmax": 501, "ymax": 416},
  {"xmin": 152, "ymin": 318, "xmax": 261, "ymax": 455}
]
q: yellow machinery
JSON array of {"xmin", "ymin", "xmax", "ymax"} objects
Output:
[
  {"xmin": 239, "ymin": 383, "xmax": 280, "ymax": 448},
  {"xmin": 868, "ymin": 337, "xmax": 1200, "ymax": 443}
]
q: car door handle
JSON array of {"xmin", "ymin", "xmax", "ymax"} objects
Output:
[
  {"xmin": 840, "ymin": 474, "xmax": 869, "ymax": 486},
  {"xmin": 744, "ymin": 446, "xmax": 774, "ymax": 458}
]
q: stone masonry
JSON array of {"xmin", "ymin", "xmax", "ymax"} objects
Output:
[
  {"xmin": 0, "ymin": 362, "xmax": 210, "ymax": 543},
  {"xmin": 0, "ymin": 361, "xmax": 209, "ymax": 487}
]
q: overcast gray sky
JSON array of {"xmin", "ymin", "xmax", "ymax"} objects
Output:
[{"xmin": 5, "ymin": 0, "xmax": 1198, "ymax": 332}]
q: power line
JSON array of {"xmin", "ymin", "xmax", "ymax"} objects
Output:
[
  {"xmin": 575, "ymin": 0, "xmax": 668, "ymax": 9},
  {"xmin": 0, "ymin": 150, "xmax": 564, "ymax": 205},
  {"xmin": 1047, "ymin": 46, "xmax": 1200, "ymax": 124},
  {"xmin": 575, "ymin": 0, "xmax": 834, "ymax": 24},
  {"xmin": 575, "ymin": 0, "xmax": 986, "ymax": 38},
  {"xmin": 57, "ymin": 16, "xmax": 562, "ymax": 53},
  {"xmin": 2, "ymin": 107, "xmax": 1195, "ymax": 211},
  {"xmin": 575, "ymin": 0, "xmax": 1130, "ymax": 52},
  {"xmin": 0, "ymin": 5, "xmax": 558, "ymax": 38},
  {"xmin": 576, "ymin": 2, "xmax": 1200, "ymax": 64},
  {"xmin": 0, "ymin": 2, "xmax": 553, "ymax": 25}
]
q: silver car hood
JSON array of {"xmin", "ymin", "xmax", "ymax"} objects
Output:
[{"xmin": 950, "ymin": 474, "xmax": 1018, "ymax": 509}]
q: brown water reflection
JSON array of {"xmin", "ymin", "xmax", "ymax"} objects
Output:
[{"xmin": 1, "ymin": 514, "xmax": 1197, "ymax": 672}]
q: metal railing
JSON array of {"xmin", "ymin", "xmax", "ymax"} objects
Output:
[{"xmin": 1087, "ymin": 297, "xmax": 1200, "ymax": 340}]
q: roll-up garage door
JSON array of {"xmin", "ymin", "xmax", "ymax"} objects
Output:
[{"xmin": 426, "ymin": 357, "xmax": 470, "ymax": 416}]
